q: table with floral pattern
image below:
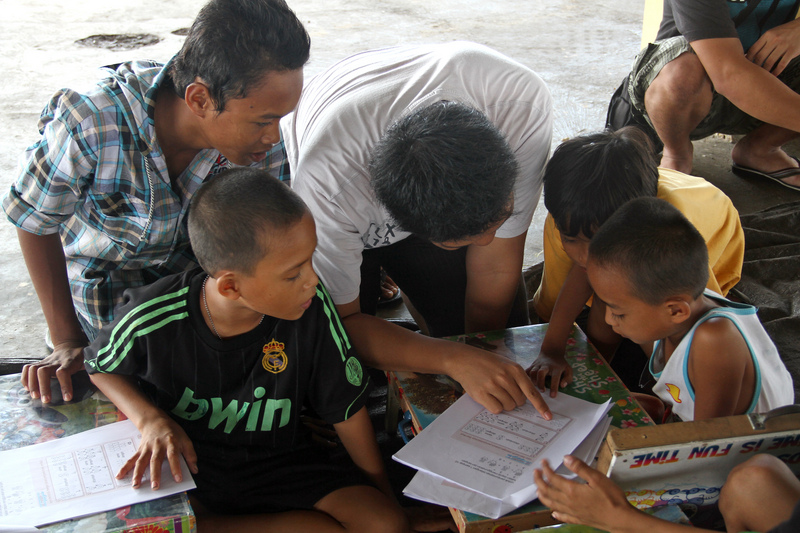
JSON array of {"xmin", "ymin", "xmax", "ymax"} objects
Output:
[{"xmin": 0, "ymin": 373, "xmax": 195, "ymax": 533}]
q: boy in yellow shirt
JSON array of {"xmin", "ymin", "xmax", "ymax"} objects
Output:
[{"xmin": 529, "ymin": 127, "xmax": 744, "ymax": 396}]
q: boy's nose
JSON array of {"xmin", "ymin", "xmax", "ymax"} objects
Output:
[{"xmin": 306, "ymin": 269, "xmax": 319, "ymax": 289}]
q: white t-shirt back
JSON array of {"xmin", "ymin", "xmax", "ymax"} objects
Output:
[{"xmin": 284, "ymin": 42, "xmax": 553, "ymax": 305}]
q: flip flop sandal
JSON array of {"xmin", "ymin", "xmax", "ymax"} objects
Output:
[
  {"xmin": 378, "ymin": 287, "xmax": 402, "ymax": 306},
  {"xmin": 731, "ymin": 156, "xmax": 800, "ymax": 192}
]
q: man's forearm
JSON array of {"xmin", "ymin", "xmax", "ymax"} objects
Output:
[
  {"xmin": 341, "ymin": 311, "xmax": 461, "ymax": 374},
  {"xmin": 464, "ymin": 290, "xmax": 516, "ymax": 333},
  {"xmin": 16, "ymin": 229, "xmax": 86, "ymax": 344},
  {"xmin": 340, "ymin": 309, "xmax": 551, "ymax": 416},
  {"xmin": 694, "ymin": 38, "xmax": 800, "ymax": 132},
  {"xmin": 540, "ymin": 266, "xmax": 594, "ymax": 353}
]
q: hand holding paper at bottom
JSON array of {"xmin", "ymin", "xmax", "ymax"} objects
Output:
[
  {"xmin": 403, "ymin": 415, "xmax": 613, "ymax": 518},
  {"xmin": 0, "ymin": 420, "xmax": 195, "ymax": 528},
  {"xmin": 393, "ymin": 393, "xmax": 612, "ymax": 517}
]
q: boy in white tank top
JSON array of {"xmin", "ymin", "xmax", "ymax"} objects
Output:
[{"xmin": 586, "ymin": 197, "xmax": 793, "ymax": 422}]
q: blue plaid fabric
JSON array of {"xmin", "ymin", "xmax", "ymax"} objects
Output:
[{"xmin": 3, "ymin": 59, "xmax": 290, "ymax": 334}]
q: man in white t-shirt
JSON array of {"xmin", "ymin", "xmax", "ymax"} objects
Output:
[{"xmin": 283, "ymin": 42, "xmax": 554, "ymax": 414}]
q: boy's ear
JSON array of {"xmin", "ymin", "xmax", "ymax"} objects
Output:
[
  {"xmin": 214, "ymin": 271, "xmax": 242, "ymax": 301},
  {"xmin": 184, "ymin": 79, "xmax": 216, "ymax": 118},
  {"xmin": 664, "ymin": 297, "xmax": 691, "ymax": 323}
]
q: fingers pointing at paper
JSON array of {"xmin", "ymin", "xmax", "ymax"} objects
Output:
[{"xmin": 448, "ymin": 348, "xmax": 553, "ymax": 418}]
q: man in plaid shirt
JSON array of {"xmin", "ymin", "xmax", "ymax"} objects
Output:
[{"xmin": 3, "ymin": 0, "xmax": 309, "ymax": 403}]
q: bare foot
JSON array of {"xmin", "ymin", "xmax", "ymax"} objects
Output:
[
  {"xmin": 659, "ymin": 142, "xmax": 694, "ymax": 174},
  {"xmin": 732, "ymin": 138, "xmax": 800, "ymax": 188},
  {"xmin": 381, "ymin": 275, "xmax": 399, "ymax": 300}
]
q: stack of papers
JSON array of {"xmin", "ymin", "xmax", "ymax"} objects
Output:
[
  {"xmin": 0, "ymin": 420, "xmax": 195, "ymax": 529},
  {"xmin": 393, "ymin": 393, "xmax": 612, "ymax": 518}
]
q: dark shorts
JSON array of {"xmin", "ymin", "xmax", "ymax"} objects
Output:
[
  {"xmin": 190, "ymin": 441, "xmax": 372, "ymax": 515},
  {"xmin": 628, "ymin": 36, "xmax": 800, "ymax": 140},
  {"xmin": 359, "ymin": 234, "xmax": 529, "ymax": 338}
]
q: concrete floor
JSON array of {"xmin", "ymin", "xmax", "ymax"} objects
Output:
[{"xmin": 0, "ymin": 0, "xmax": 796, "ymax": 364}]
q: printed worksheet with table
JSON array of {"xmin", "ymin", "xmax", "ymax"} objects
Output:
[
  {"xmin": 0, "ymin": 420, "xmax": 195, "ymax": 528},
  {"xmin": 393, "ymin": 393, "xmax": 611, "ymax": 517}
]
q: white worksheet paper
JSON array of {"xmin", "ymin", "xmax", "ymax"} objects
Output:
[
  {"xmin": 403, "ymin": 415, "xmax": 613, "ymax": 518},
  {"xmin": 393, "ymin": 394, "xmax": 611, "ymax": 518},
  {"xmin": 0, "ymin": 420, "xmax": 195, "ymax": 528}
]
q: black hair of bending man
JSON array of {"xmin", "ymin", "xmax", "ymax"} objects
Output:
[{"xmin": 370, "ymin": 101, "xmax": 518, "ymax": 244}]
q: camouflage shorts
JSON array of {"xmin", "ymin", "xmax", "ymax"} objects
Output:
[{"xmin": 628, "ymin": 35, "xmax": 800, "ymax": 140}]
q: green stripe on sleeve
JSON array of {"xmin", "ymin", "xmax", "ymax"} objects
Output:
[
  {"xmin": 96, "ymin": 310, "xmax": 189, "ymax": 373},
  {"xmin": 316, "ymin": 286, "xmax": 349, "ymax": 361},
  {"xmin": 95, "ymin": 286, "xmax": 190, "ymax": 369}
]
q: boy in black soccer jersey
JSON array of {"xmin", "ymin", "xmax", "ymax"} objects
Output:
[{"xmin": 84, "ymin": 168, "xmax": 410, "ymax": 532}]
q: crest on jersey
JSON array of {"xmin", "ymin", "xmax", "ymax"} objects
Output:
[{"xmin": 262, "ymin": 339, "xmax": 288, "ymax": 374}]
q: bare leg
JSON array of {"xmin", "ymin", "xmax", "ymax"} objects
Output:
[
  {"xmin": 196, "ymin": 508, "xmax": 345, "ymax": 533},
  {"xmin": 719, "ymin": 454, "xmax": 800, "ymax": 533},
  {"xmin": 190, "ymin": 495, "xmax": 346, "ymax": 533},
  {"xmin": 315, "ymin": 485, "xmax": 410, "ymax": 533},
  {"xmin": 731, "ymin": 124, "xmax": 800, "ymax": 187},
  {"xmin": 191, "ymin": 485, "xmax": 410, "ymax": 533},
  {"xmin": 644, "ymin": 52, "xmax": 713, "ymax": 174}
]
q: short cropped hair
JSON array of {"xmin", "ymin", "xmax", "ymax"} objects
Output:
[
  {"xmin": 544, "ymin": 126, "xmax": 659, "ymax": 238},
  {"xmin": 369, "ymin": 101, "xmax": 518, "ymax": 243},
  {"xmin": 188, "ymin": 167, "xmax": 309, "ymax": 276},
  {"xmin": 170, "ymin": 0, "xmax": 310, "ymax": 111},
  {"xmin": 588, "ymin": 197, "xmax": 709, "ymax": 305}
]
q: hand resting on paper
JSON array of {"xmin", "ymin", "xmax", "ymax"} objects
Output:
[
  {"xmin": 88, "ymin": 373, "xmax": 198, "ymax": 491},
  {"xmin": 527, "ymin": 348, "xmax": 573, "ymax": 399},
  {"xmin": 119, "ymin": 413, "xmax": 198, "ymax": 490}
]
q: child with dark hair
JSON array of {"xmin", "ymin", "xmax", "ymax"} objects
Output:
[
  {"xmin": 587, "ymin": 197, "xmax": 793, "ymax": 421},
  {"xmin": 84, "ymin": 168, "xmax": 410, "ymax": 532},
  {"xmin": 285, "ymin": 42, "xmax": 555, "ymax": 417},
  {"xmin": 529, "ymin": 126, "xmax": 744, "ymax": 397},
  {"xmin": 369, "ymin": 101, "xmax": 518, "ymax": 244},
  {"xmin": 6, "ymin": 0, "xmax": 309, "ymax": 404}
]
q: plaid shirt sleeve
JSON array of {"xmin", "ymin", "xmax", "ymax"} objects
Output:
[
  {"xmin": 266, "ymin": 139, "xmax": 291, "ymax": 183},
  {"xmin": 3, "ymin": 89, "xmax": 99, "ymax": 235}
]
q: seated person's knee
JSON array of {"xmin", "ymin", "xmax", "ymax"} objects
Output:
[
  {"xmin": 317, "ymin": 485, "xmax": 409, "ymax": 533},
  {"xmin": 720, "ymin": 454, "xmax": 785, "ymax": 514},
  {"xmin": 350, "ymin": 501, "xmax": 408, "ymax": 533},
  {"xmin": 649, "ymin": 52, "xmax": 711, "ymax": 102},
  {"xmin": 373, "ymin": 508, "xmax": 410, "ymax": 533}
]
